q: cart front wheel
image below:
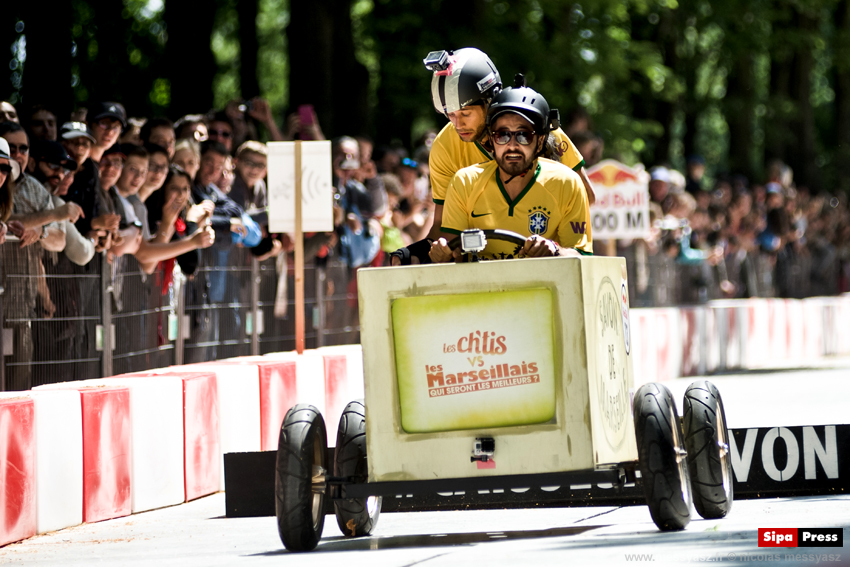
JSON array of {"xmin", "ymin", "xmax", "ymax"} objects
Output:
[
  {"xmin": 634, "ymin": 383, "xmax": 692, "ymax": 531},
  {"xmin": 683, "ymin": 380, "xmax": 733, "ymax": 519},
  {"xmin": 275, "ymin": 404, "xmax": 328, "ymax": 552},
  {"xmin": 334, "ymin": 400, "xmax": 381, "ymax": 537}
]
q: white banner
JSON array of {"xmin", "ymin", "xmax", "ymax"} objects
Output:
[
  {"xmin": 586, "ymin": 159, "xmax": 650, "ymax": 240},
  {"xmin": 267, "ymin": 141, "xmax": 334, "ymax": 233}
]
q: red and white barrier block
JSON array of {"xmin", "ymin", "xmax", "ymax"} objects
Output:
[
  {"xmin": 30, "ymin": 389, "xmax": 82, "ymax": 534},
  {"xmin": 0, "ymin": 395, "xmax": 36, "ymax": 546},
  {"xmin": 110, "ymin": 374, "xmax": 185, "ymax": 513},
  {"xmin": 80, "ymin": 386, "xmax": 132, "ymax": 523},
  {"xmin": 176, "ymin": 372, "xmax": 220, "ymax": 501}
]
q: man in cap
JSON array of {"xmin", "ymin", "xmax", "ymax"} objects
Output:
[
  {"xmin": 429, "ymin": 84, "xmax": 592, "ymax": 262},
  {"xmin": 0, "ymin": 124, "xmax": 72, "ymax": 251},
  {"xmin": 65, "ymin": 104, "xmax": 123, "ymax": 248},
  {"xmin": 61, "ymin": 122, "xmax": 95, "ymax": 170},
  {"xmin": 88, "ymin": 101, "xmax": 127, "ymax": 162}
]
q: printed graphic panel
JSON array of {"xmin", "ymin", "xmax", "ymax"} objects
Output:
[{"xmin": 392, "ymin": 289, "xmax": 556, "ymax": 433}]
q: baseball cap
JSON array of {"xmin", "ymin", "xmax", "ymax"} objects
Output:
[
  {"xmin": 60, "ymin": 121, "xmax": 96, "ymax": 143},
  {"xmin": 31, "ymin": 140, "xmax": 78, "ymax": 171},
  {"xmin": 0, "ymin": 137, "xmax": 10, "ymax": 160},
  {"xmin": 766, "ymin": 182, "xmax": 783, "ymax": 195},
  {"xmin": 649, "ymin": 166, "xmax": 671, "ymax": 184},
  {"xmin": 90, "ymin": 102, "xmax": 127, "ymax": 128},
  {"xmin": 101, "ymin": 144, "xmax": 126, "ymax": 160}
]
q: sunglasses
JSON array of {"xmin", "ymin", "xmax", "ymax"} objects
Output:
[
  {"xmin": 208, "ymin": 129, "xmax": 232, "ymax": 139},
  {"xmin": 0, "ymin": 164, "xmax": 11, "ymax": 174},
  {"xmin": 7, "ymin": 143, "xmax": 29, "ymax": 155},
  {"xmin": 492, "ymin": 129, "xmax": 536, "ymax": 146},
  {"xmin": 45, "ymin": 163, "xmax": 72, "ymax": 175}
]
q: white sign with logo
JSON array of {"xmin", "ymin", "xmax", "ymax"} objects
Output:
[
  {"xmin": 267, "ymin": 141, "xmax": 334, "ymax": 233},
  {"xmin": 586, "ymin": 159, "xmax": 650, "ymax": 240}
]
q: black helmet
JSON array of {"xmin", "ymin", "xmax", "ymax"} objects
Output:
[
  {"xmin": 424, "ymin": 48, "xmax": 501, "ymax": 115},
  {"xmin": 486, "ymin": 81, "xmax": 560, "ymax": 138}
]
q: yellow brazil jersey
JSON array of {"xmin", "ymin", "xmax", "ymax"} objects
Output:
[
  {"xmin": 429, "ymin": 123, "xmax": 585, "ymax": 204},
  {"xmin": 442, "ymin": 158, "xmax": 593, "ymax": 260}
]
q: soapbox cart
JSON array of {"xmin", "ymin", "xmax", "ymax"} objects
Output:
[{"xmin": 274, "ymin": 230, "xmax": 733, "ymax": 551}]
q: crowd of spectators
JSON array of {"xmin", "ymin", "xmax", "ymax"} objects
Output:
[
  {"xmin": 1, "ymin": 94, "xmax": 849, "ymax": 387},
  {"xmin": 0, "ymin": 96, "xmax": 445, "ymax": 388},
  {"xmin": 630, "ymin": 155, "xmax": 850, "ymax": 302}
]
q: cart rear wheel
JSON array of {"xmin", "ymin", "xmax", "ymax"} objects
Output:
[
  {"xmin": 334, "ymin": 400, "xmax": 381, "ymax": 537},
  {"xmin": 683, "ymin": 380, "xmax": 733, "ymax": 519},
  {"xmin": 275, "ymin": 404, "xmax": 328, "ymax": 552},
  {"xmin": 633, "ymin": 383, "xmax": 692, "ymax": 531}
]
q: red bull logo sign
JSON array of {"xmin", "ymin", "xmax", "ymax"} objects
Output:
[{"xmin": 586, "ymin": 159, "xmax": 650, "ymax": 240}]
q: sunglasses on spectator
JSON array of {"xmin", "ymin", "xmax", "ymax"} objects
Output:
[
  {"xmin": 148, "ymin": 163, "xmax": 168, "ymax": 174},
  {"xmin": 492, "ymin": 129, "xmax": 536, "ymax": 146},
  {"xmin": 7, "ymin": 143, "xmax": 28, "ymax": 155},
  {"xmin": 0, "ymin": 164, "xmax": 11, "ymax": 174},
  {"xmin": 44, "ymin": 163, "xmax": 72, "ymax": 175},
  {"xmin": 209, "ymin": 129, "xmax": 232, "ymax": 138}
]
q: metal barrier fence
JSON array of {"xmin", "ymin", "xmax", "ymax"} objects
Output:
[
  {"xmin": 0, "ymin": 240, "xmax": 360, "ymax": 391},
  {"xmin": 0, "ymin": 237, "xmax": 842, "ymax": 391}
]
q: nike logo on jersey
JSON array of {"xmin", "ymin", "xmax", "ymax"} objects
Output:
[{"xmin": 471, "ymin": 211, "xmax": 492, "ymax": 218}]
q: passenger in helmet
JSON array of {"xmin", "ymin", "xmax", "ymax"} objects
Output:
[{"xmin": 428, "ymin": 85, "xmax": 593, "ymax": 262}]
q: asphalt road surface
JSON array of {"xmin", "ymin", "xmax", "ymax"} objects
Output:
[{"xmin": 2, "ymin": 358, "xmax": 849, "ymax": 567}]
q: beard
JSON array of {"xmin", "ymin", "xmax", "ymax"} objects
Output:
[
  {"xmin": 496, "ymin": 150, "xmax": 535, "ymax": 177},
  {"xmin": 456, "ymin": 121, "xmax": 487, "ymax": 143}
]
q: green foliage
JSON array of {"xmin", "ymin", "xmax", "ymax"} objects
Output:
[{"xmin": 9, "ymin": 0, "xmax": 850, "ymax": 191}]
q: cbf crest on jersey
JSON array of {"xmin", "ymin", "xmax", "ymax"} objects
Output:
[{"xmin": 528, "ymin": 206, "xmax": 550, "ymax": 235}]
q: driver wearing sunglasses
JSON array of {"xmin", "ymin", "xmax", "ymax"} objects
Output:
[{"xmin": 430, "ymin": 84, "xmax": 592, "ymax": 262}]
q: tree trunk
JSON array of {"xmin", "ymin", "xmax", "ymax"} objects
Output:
[
  {"xmin": 788, "ymin": 9, "xmax": 820, "ymax": 191},
  {"xmin": 330, "ymin": 0, "xmax": 370, "ymax": 137},
  {"xmin": 237, "ymin": 0, "xmax": 260, "ymax": 101},
  {"xmin": 19, "ymin": 3, "xmax": 74, "ymax": 119},
  {"xmin": 835, "ymin": 0, "xmax": 850, "ymax": 193},
  {"xmin": 682, "ymin": 56, "xmax": 699, "ymax": 162},
  {"xmin": 725, "ymin": 52, "xmax": 756, "ymax": 180},
  {"xmin": 164, "ymin": 0, "xmax": 218, "ymax": 118},
  {"xmin": 651, "ymin": 10, "xmax": 678, "ymax": 166},
  {"xmin": 287, "ymin": 0, "xmax": 334, "ymax": 134}
]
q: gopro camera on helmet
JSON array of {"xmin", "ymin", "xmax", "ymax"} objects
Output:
[{"xmin": 423, "ymin": 50, "xmax": 451, "ymax": 72}]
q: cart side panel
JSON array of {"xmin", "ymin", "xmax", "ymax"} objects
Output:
[{"xmin": 581, "ymin": 257, "xmax": 639, "ymax": 466}]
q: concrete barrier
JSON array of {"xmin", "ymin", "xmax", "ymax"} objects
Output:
[
  {"xmin": 30, "ymin": 389, "xmax": 83, "ymax": 534},
  {"xmin": 178, "ymin": 372, "xmax": 220, "ymax": 501},
  {"xmin": 79, "ymin": 386, "xmax": 132, "ymax": 523},
  {"xmin": 180, "ymin": 363, "xmax": 261, "ymax": 491},
  {"xmin": 0, "ymin": 395, "xmax": 36, "ymax": 546},
  {"xmin": 112, "ymin": 374, "xmax": 185, "ymax": 513}
]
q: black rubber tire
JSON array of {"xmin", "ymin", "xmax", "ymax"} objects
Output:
[
  {"xmin": 633, "ymin": 383, "xmax": 692, "ymax": 531},
  {"xmin": 333, "ymin": 400, "xmax": 381, "ymax": 537},
  {"xmin": 683, "ymin": 380, "xmax": 733, "ymax": 519},
  {"xmin": 275, "ymin": 404, "xmax": 328, "ymax": 552}
]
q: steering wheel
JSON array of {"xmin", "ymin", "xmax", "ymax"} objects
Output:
[
  {"xmin": 443, "ymin": 229, "xmax": 529, "ymax": 262},
  {"xmin": 446, "ymin": 229, "xmax": 527, "ymax": 251}
]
